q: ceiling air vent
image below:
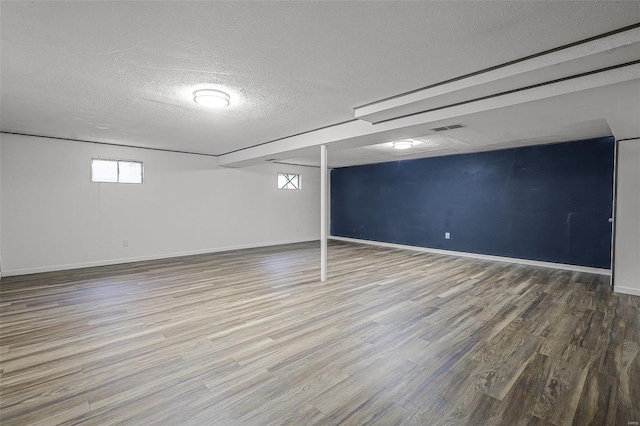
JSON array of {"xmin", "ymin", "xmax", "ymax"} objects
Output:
[{"xmin": 431, "ymin": 123, "xmax": 466, "ymax": 132}]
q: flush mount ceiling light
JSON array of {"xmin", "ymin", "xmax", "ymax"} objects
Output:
[
  {"xmin": 193, "ymin": 89, "xmax": 230, "ymax": 108},
  {"xmin": 392, "ymin": 139, "xmax": 416, "ymax": 150}
]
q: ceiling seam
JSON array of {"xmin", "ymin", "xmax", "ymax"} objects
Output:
[
  {"xmin": 0, "ymin": 131, "xmax": 219, "ymax": 158},
  {"xmin": 270, "ymin": 161, "xmax": 321, "ymax": 169}
]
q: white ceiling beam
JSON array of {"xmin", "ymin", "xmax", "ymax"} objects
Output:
[
  {"xmin": 218, "ymin": 64, "xmax": 640, "ymax": 167},
  {"xmin": 354, "ymin": 27, "xmax": 640, "ymax": 124}
]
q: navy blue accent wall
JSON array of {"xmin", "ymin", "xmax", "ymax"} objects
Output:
[{"xmin": 330, "ymin": 138, "xmax": 614, "ymax": 269}]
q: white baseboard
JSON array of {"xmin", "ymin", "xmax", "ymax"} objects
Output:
[
  {"xmin": 1, "ymin": 238, "xmax": 319, "ymax": 277},
  {"xmin": 4, "ymin": 236, "xmax": 618, "ymax": 281},
  {"xmin": 613, "ymin": 285, "xmax": 640, "ymax": 296},
  {"xmin": 330, "ymin": 236, "xmax": 611, "ymax": 276}
]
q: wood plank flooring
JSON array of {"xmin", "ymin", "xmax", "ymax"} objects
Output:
[{"xmin": 1, "ymin": 240, "xmax": 638, "ymax": 425}]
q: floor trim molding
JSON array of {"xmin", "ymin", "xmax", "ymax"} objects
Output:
[
  {"xmin": 330, "ymin": 236, "xmax": 611, "ymax": 276},
  {"xmin": 1, "ymin": 238, "xmax": 319, "ymax": 277},
  {"xmin": 613, "ymin": 286, "xmax": 640, "ymax": 296}
]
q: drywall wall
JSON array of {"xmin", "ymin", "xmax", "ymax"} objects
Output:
[
  {"xmin": 0, "ymin": 133, "xmax": 320, "ymax": 276},
  {"xmin": 331, "ymin": 137, "xmax": 614, "ymax": 269},
  {"xmin": 0, "ymin": 136, "xmax": 2, "ymax": 279},
  {"xmin": 614, "ymin": 138, "xmax": 640, "ymax": 295}
]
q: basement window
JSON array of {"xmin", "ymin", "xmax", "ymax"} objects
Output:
[
  {"xmin": 92, "ymin": 159, "xmax": 143, "ymax": 184},
  {"xmin": 278, "ymin": 172, "xmax": 301, "ymax": 190}
]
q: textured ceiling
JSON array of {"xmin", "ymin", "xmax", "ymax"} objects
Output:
[
  {"xmin": 1, "ymin": 1, "xmax": 639, "ymax": 155},
  {"xmin": 285, "ymin": 75, "xmax": 640, "ymax": 167},
  {"xmin": 287, "ymin": 119, "xmax": 613, "ymax": 168}
]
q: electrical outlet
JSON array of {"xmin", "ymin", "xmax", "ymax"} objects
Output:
[
  {"xmin": 445, "ymin": 232, "xmax": 450, "ymax": 239},
  {"xmin": 123, "ymin": 240, "xmax": 129, "ymax": 247}
]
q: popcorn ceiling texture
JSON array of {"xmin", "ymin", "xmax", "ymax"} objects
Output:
[{"xmin": 1, "ymin": 1, "xmax": 638, "ymax": 155}]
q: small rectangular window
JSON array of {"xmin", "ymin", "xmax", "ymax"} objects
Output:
[
  {"xmin": 91, "ymin": 159, "xmax": 118, "ymax": 183},
  {"xmin": 278, "ymin": 172, "xmax": 301, "ymax": 190},
  {"xmin": 92, "ymin": 159, "xmax": 143, "ymax": 183}
]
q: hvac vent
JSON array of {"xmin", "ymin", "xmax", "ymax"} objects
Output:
[{"xmin": 431, "ymin": 124, "xmax": 466, "ymax": 132}]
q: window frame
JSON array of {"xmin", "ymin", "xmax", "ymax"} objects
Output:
[
  {"xmin": 277, "ymin": 172, "xmax": 302, "ymax": 190},
  {"xmin": 91, "ymin": 158, "xmax": 144, "ymax": 184}
]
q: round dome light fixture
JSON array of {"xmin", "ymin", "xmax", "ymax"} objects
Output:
[
  {"xmin": 193, "ymin": 89, "xmax": 230, "ymax": 108},
  {"xmin": 392, "ymin": 139, "xmax": 415, "ymax": 150}
]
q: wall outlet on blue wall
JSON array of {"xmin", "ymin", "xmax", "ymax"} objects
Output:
[{"xmin": 445, "ymin": 232, "xmax": 451, "ymax": 239}]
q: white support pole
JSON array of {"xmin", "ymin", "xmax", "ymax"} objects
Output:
[{"xmin": 320, "ymin": 145, "xmax": 327, "ymax": 282}]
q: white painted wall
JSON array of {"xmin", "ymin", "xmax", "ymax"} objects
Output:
[
  {"xmin": 614, "ymin": 138, "xmax": 640, "ymax": 296},
  {"xmin": 0, "ymin": 136, "xmax": 3, "ymax": 279},
  {"xmin": 0, "ymin": 134, "xmax": 320, "ymax": 276}
]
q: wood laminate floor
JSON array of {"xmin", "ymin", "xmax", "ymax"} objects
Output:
[{"xmin": 1, "ymin": 241, "xmax": 639, "ymax": 425}]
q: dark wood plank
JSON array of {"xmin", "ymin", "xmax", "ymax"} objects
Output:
[
  {"xmin": 572, "ymin": 365, "xmax": 618, "ymax": 426},
  {"xmin": 532, "ymin": 344, "xmax": 592, "ymax": 425}
]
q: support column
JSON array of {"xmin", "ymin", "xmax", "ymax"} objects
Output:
[{"xmin": 320, "ymin": 145, "xmax": 327, "ymax": 282}]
